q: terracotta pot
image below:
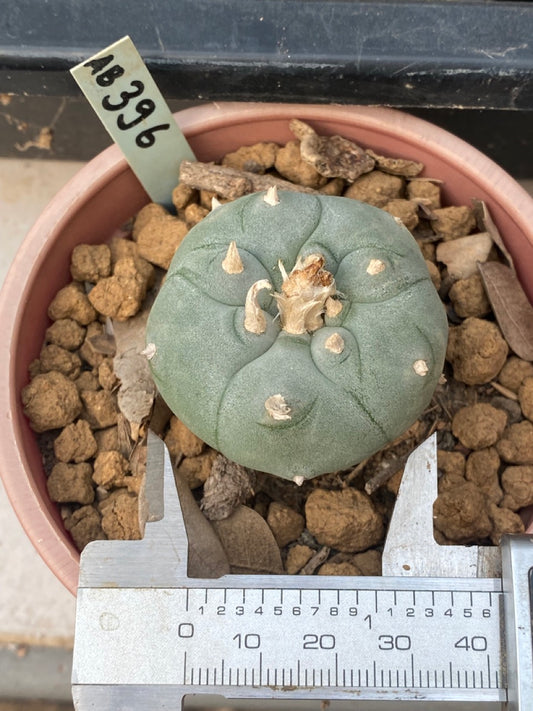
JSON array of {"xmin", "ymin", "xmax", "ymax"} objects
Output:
[{"xmin": 1, "ymin": 103, "xmax": 532, "ymax": 596}]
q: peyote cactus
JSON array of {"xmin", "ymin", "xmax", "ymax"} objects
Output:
[{"xmin": 146, "ymin": 189, "xmax": 448, "ymax": 481}]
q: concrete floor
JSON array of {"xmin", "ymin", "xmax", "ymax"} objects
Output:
[
  {"xmin": 0, "ymin": 158, "xmax": 83, "ymax": 706},
  {"xmin": 1, "ymin": 157, "xmax": 532, "ymax": 708},
  {"xmin": 0, "ymin": 160, "xmax": 83, "ymax": 648}
]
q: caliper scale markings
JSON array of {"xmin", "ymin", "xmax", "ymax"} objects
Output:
[
  {"xmin": 74, "ymin": 583, "xmax": 505, "ymax": 700},
  {"xmin": 180, "ymin": 585, "xmax": 503, "ymax": 695}
]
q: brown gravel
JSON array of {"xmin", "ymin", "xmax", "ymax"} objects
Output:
[
  {"xmin": 47, "ymin": 462, "xmax": 94, "ymax": 505},
  {"xmin": 497, "ymin": 421, "xmax": 533, "ymax": 464},
  {"xmin": 305, "ymin": 488, "xmax": 384, "ymax": 553},
  {"xmin": 64, "ymin": 504, "xmax": 105, "ymax": 550},
  {"xmin": 448, "ymin": 274, "xmax": 492, "ymax": 318},
  {"xmin": 465, "ymin": 447, "xmax": 503, "ymax": 504},
  {"xmin": 22, "ymin": 371, "xmax": 82, "ymax": 432},
  {"xmin": 266, "ymin": 501, "xmax": 305, "ymax": 548},
  {"xmin": 501, "ymin": 465, "xmax": 533, "ymax": 510},
  {"xmin": 432, "ymin": 205, "xmax": 477, "ymax": 240},
  {"xmin": 498, "ymin": 356, "xmax": 533, "ymax": 393},
  {"xmin": 53, "ymin": 419, "xmax": 98, "ymax": 463},
  {"xmin": 518, "ymin": 376, "xmax": 533, "ymax": 420},
  {"xmin": 45, "ymin": 318, "xmax": 86, "ymax": 351},
  {"xmin": 274, "ymin": 140, "xmax": 328, "ymax": 188},
  {"xmin": 165, "ymin": 416, "xmax": 205, "ymax": 458},
  {"xmin": 446, "ymin": 318, "xmax": 509, "ymax": 385},
  {"xmin": 344, "ymin": 170, "xmax": 404, "ymax": 207},
  {"xmin": 48, "ymin": 282, "xmax": 97, "ymax": 325},
  {"xmin": 80, "ymin": 390, "xmax": 119, "ymax": 429},
  {"xmin": 451, "ymin": 403, "xmax": 508, "ymax": 450},
  {"xmin": 136, "ymin": 214, "xmax": 189, "ymax": 269},
  {"xmin": 434, "ymin": 481, "xmax": 492, "ymax": 543},
  {"xmin": 70, "ymin": 243, "xmax": 111, "ymax": 282}
]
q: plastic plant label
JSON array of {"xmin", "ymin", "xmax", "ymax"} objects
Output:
[{"xmin": 71, "ymin": 35, "xmax": 196, "ymax": 208}]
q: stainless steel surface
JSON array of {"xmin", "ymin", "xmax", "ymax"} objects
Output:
[
  {"xmin": 73, "ymin": 582, "xmax": 505, "ymax": 702},
  {"xmin": 501, "ymin": 535, "xmax": 533, "ymax": 711},
  {"xmin": 382, "ymin": 434, "xmax": 501, "ymax": 578},
  {"xmin": 72, "ymin": 435, "xmax": 516, "ymax": 710},
  {"xmin": 77, "ymin": 431, "xmax": 188, "ymax": 588}
]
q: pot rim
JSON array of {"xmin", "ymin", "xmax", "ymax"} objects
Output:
[{"xmin": 1, "ymin": 102, "xmax": 532, "ymax": 596}]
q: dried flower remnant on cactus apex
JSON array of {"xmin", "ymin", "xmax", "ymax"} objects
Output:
[{"xmin": 274, "ymin": 254, "xmax": 336, "ymax": 335}]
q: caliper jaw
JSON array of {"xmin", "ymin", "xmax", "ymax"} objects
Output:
[
  {"xmin": 383, "ymin": 435, "xmax": 533, "ymax": 711},
  {"xmin": 73, "ymin": 432, "xmax": 192, "ymax": 709},
  {"xmin": 501, "ymin": 534, "xmax": 533, "ymax": 711},
  {"xmin": 382, "ymin": 434, "xmax": 501, "ymax": 578},
  {"xmin": 77, "ymin": 430, "xmax": 189, "ymax": 589}
]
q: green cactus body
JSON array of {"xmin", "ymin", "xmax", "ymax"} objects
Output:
[{"xmin": 146, "ymin": 190, "xmax": 448, "ymax": 481}]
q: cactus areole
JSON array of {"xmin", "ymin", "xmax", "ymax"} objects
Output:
[{"xmin": 146, "ymin": 190, "xmax": 448, "ymax": 481}]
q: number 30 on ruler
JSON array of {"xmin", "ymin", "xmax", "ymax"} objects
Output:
[{"xmin": 71, "ymin": 35, "xmax": 196, "ymax": 206}]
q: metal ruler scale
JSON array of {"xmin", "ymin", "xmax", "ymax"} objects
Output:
[
  {"xmin": 72, "ymin": 434, "xmax": 533, "ymax": 710},
  {"xmin": 74, "ymin": 581, "xmax": 504, "ymax": 702}
]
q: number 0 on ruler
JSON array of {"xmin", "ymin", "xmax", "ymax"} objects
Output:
[{"xmin": 71, "ymin": 35, "xmax": 196, "ymax": 207}]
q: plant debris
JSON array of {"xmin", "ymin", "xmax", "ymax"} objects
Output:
[
  {"xmin": 201, "ymin": 455, "xmax": 255, "ymax": 521},
  {"xmin": 436, "ymin": 233, "xmax": 493, "ymax": 280},
  {"xmin": 365, "ymin": 148, "xmax": 424, "ymax": 178},
  {"xmin": 174, "ymin": 468, "xmax": 230, "ymax": 578},
  {"xmin": 298, "ymin": 546, "xmax": 331, "ymax": 575},
  {"xmin": 289, "ymin": 118, "xmax": 375, "ymax": 181},
  {"xmin": 179, "ymin": 160, "xmax": 317, "ymax": 199},
  {"xmin": 112, "ymin": 303, "xmax": 157, "ymax": 442},
  {"xmin": 473, "ymin": 198, "xmax": 515, "ymax": 270},
  {"xmin": 478, "ymin": 261, "xmax": 533, "ymax": 361},
  {"xmin": 212, "ymin": 505, "xmax": 284, "ymax": 574}
]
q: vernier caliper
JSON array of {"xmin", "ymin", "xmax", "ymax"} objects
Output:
[{"xmin": 72, "ymin": 433, "xmax": 532, "ymax": 710}]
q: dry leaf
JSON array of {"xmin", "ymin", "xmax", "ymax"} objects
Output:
[
  {"xmin": 87, "ymin": 330, "xmax": 117, "ymax": 356},
  {"xmin": 472, "ymin": 199, "xmax": 514, "ymax": 270},
  {"xmin": 112, "ymin": 303, "xmax": 157, "ymax": 442},
  {"xmin": 212, "ymin": 505, "xmax": 284, "ymax": 574},
  {"xmin": 174, "ymin": 468, "xmax": 230, "ymax": 578},
  {"xmin": 116, "ymin": 413, "xmax": 134, "ymax": 459},
  {"xmin": 436, "ymin": 232, "xmax": 493, "ymax": 279},
  {"xmin": 478, "ymin": 261, "xmax": 533, "ymax": 361},
  {"xmin": 129, "ymin": 441, "xmax": 147, "ymax": 479}
]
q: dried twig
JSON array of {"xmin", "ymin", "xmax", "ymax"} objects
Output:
[
  {"xmin": 299, "ymin": 546, "xmax": 330, "ymax": 575},
  {"xmin": 364, "ymin": 456, "xmax": 407, "ymax": 496},
  {"xmin": 490, "ymin": 380, "xmax": 519, "ymax": 401},
  {"xmin": 179, "ymin": 160, "xmax": 318, "ymax": 199},
  {"xmin": 343, "ymin": 457, "xmax": 370, "ymax": 485}
]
